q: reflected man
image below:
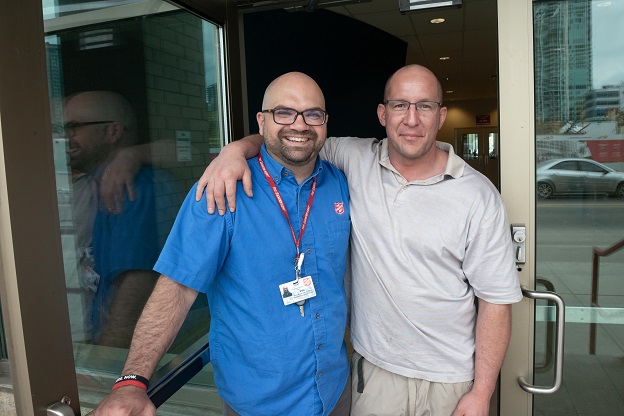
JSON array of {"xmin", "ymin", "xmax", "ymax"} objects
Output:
[{"xmin": 64, "ymin": 91, "xmax": 160, "ymax": 347}]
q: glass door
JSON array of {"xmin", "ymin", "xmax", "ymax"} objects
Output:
[
  {"xmin": 45, "ymin": 1, "xmax": 230, "ymax": 413},
  {"xmin": 0, "ymin": 0, "xmax": 239, "ymax": 414},
  {"xmin": 455, "ymin": 127, "xmax": 500, "ymax": 188},
  {"xmin": 532, "ymin": 0, "xmax": 624, "ymax": 414},
  {"xmin": 498, "ymin": 0, "xmax": 624, "ymax": 415}
]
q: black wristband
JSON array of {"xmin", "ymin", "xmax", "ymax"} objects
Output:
[{"xmin": 115, "ymin": 374, "xmax": 149, "ymax": 388}]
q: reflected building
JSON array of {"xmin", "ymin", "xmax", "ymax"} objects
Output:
[
  {"xmin": 584, "ymin": 84, "xmax": 624, "ymax": 121},
  {"xmin": 534, "ymin": 0, "xmax": 592, "ymax": 132}
]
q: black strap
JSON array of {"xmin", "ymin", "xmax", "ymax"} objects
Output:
[{"xmin": 356, "ymin": 356, "xmax": 365, "ymax": 393}]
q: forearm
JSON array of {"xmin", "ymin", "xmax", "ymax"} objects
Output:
[
  {"xmin": 472, "ymin": 300, "xmax": 512, "ymax": 400},
  {"xmin": 121, "ymin": 275, "xmax": 198, "ymax": 378}
]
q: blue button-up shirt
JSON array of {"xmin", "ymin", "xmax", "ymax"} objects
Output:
[
  {"xmin": 92, "ymin": 167, "xmax": 160, "ymax": 341},
  {"xmin": 154, "ymin": 145, "xmax": 351, "ymax": 415}
]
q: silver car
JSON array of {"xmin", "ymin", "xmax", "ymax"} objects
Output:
[{"xmin": 536, "ymin": 158, "xmax": 624, "ymax": 199}]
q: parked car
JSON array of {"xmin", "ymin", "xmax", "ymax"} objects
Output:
[{"xmin": 536, "ymin": 158, "xmax": 624, "ymax": 199}]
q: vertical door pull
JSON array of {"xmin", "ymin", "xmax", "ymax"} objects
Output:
[{"xmin": 517, "ymin": 287, "xmax": 565, "ymax": 395}]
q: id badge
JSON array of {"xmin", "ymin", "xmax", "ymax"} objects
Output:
[{"xmin": 279, "ymin": 276, "xmax": 316, "ymax": 306}]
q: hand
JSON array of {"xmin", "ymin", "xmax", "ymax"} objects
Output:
[
  {"xmin": 101, "ymin": 146, "xmax": 142, "ymax": 214},
  {"xmin": 195, "ymin": 147, "xmax": 253, "ymax": 215},
  {"xmin": 88, "ymin": 386, "xmax": 155, "ymax": 416},
  {"xmin": 451, "ymin": 390, "xmax": 490, "ymax": 416}
]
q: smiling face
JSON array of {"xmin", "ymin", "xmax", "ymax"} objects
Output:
[
  {"xmin": 377, "ymin": 65, "xmax": 447, "ymax": 170},
  {"xmin": 257, "ymin": 72, "xmax": 327, "ymax": 179},
  {"xmin": 64, "ymin": 91, "xmax": 135, "ymax": 173},
  {"xmin": 64, "ymin": 92, "xmax": 117, "ymax": 173}
]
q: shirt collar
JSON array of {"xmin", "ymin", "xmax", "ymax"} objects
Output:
[
  {"xmin": 378, "ymin": 139, "xmax": 465, "ymax": 184},
  {"xmin": 258, "ymin": 144, "xmax": 322, "ymax": 185}
]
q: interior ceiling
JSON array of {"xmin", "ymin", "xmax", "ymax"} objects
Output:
[{"xmin": 239, "ymin": 0, "xmax": 499, "ymax": 102}]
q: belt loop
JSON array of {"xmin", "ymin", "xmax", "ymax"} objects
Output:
[{"xmin": 357, "ymin": 356, "xmax": 365, "ymax": 393}]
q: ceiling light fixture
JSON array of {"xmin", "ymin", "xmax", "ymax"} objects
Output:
[
  {"xmin": 430, "ymin": 18, "xmax": 445, "ymax": 23},
  {"xmin": 439, "ymin": 56, "xmax": 450, "ymax": 60},
  {"xmin": 399, "ymin": 0, "xmax": 462, "ymax": 13}
]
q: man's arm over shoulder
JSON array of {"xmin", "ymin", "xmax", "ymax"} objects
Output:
[
  {"xmin": 320, "ymin": 136, "xmax": 380, "ymax": 171},
  {"xmin": 196, "ymin": 135, "xmax": 263, "ymax": 215},
  {"xmin": 89, "ymin": 275, "xmax": 198, "ymax": 415}
]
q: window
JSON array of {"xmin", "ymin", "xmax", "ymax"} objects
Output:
[{"xmin": 45, "ymin": 1, "xmax": 227, "ymax": 412}]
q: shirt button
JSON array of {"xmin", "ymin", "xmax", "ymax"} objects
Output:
[
  {"xmin": 283, "ymin": 172, "xmax": 289, "ymax": 176},
  {"xmin": 315, "ymin": 313, "xmax": 320, "ymax": 318},
  {"xmin": 317, "ymin": 372, "xmax": 322, "ymax": 378},
  {"xmin": 307, "ymin": 248, "xmax": 311, "ymax": 254},
  {"xmin": 318, "ymin": 344, "xmax": 322, "ymax": 350}
]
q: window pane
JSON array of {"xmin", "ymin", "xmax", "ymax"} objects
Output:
[
  {"xmin": 45, "ymin": 1, "xmax": 226, "ymax": 412},
  {"xmin": 534, "ymin": 1, "xmax": 624, "ymax": 415}
]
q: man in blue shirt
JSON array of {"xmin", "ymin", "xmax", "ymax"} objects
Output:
[
  {"xmin": 91, "ymin": 72, "xmax": 351, "ymax": 416},
  {"xmin": 64, "ymin": 91, "xmax": 161, "ymax": 347}
]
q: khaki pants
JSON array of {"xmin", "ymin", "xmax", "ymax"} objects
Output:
[{"xmin": 351, "ymin": 351, "xmax": 473, "ymax": 416}]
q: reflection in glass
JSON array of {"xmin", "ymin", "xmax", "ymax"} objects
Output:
[
  {"xmin": 45, "ymin": 1, "xmax": 225, "ymax": 412},
  {"xmin": 42, "ymin": 0, "xmax": 147, "ymax": 20},
  {"xmin": 534, "ymin": 1, "xmax": 624, "ymax": 414}
]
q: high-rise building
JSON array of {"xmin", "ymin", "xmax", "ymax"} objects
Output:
[
  {"xmin": 584, "ymin": 84, "xmax": 624, "ymax": 120},
  {"xmin": 533, "ymin": 0, "xmax": 592, "ymax": 131}
]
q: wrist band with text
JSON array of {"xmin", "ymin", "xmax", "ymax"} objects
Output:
[{"xmin": 112, "ymin": 374, "xmax": 149, "ymax": 391}]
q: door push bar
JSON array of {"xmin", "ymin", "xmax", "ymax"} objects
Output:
[{"xmin": 517, "ymin": 287, "xmax": 565, "ymax": 395}]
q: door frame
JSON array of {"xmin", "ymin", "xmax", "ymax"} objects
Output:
[
  {"xmin": 1, "ymin": 0, "xmax": 537, "ymax": 414},
  {"xmin": 0, "ymin": 0, "xmax": 76, "ymax": 413},
  {"xmin": 497, "ymin": 0, "xmax": 535, "ymax": 415}
]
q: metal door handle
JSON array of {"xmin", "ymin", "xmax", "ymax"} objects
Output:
[
  {"xmin": 517, "ymin": 286, "xmax": 565, "ymax": 394},
  {"xmin": 47, "ymin": 399, "xmax": 74, "ymax": 416}
]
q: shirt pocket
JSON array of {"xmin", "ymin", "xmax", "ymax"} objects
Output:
[{"xmin": 326, "ymin": 220, "xmax": 351, "ymax": 276}]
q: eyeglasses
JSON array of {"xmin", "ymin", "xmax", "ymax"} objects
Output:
[
  {"xmin": 262, "ymin": 108, "xmax": 327, "ymax": 126},
  {"xmin": 61, "ymin": 120, "xmax": 115, "ymax": 136},
  {"xmin": 384, "ymin": 100, "xmax": 442, "ymax": 114}
]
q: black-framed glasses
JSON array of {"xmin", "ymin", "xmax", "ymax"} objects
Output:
[
  {"xmin": 384, "ymin": 100, "xmax": 442, "ymax": 114},
  {"xmin": 61, "ymin": 120, "xmax": 115, "ymax": 136},
  {"xmin": 262, "ymin": 108, "xmax": 327, "ymax": 126}
]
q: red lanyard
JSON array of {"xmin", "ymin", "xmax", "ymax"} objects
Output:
[{"xmin": 258, "ymin": 153, "xmax": 317, "ymax": 256}]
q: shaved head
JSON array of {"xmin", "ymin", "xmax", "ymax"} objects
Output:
[
  {"xmin": 262, "ymin": 72, "xmax": 326, "ymax": 111},
  {"xmin": 384, "ymin": 65, "xmax": 444, "ymax": 103}
]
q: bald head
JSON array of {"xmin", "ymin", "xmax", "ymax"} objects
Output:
[
  {"xmin": 384, "ymin": 65, "xmax": 443, "ymax": 104},
  {"xmin": 262, "ymin": 72, "xmax": 326, "ymax": 111},
  {"xmin": 64, "ymin": 91, "xmax": 139, "ymax": 173},
  {"xmin": 65, "ymin": 91, "xmax": 138, "ymax": 144}
]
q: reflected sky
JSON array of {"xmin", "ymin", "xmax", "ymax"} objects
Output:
[{"xmin": 593, "ymin": 0, "xmax": 624, "ymax": 87}]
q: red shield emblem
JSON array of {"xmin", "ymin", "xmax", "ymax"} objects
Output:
[{"xmin": 334, "ymin": 202, "xmax": 345, "ymax": 215}]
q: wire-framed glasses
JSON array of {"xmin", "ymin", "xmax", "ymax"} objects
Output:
[
  {"xmin": 384, "ymin": 100, "xmax": 442, "ymax": 114},
  {"xmin": 262, "ymin": 108, "xmax": 327, "ymax": 126}
]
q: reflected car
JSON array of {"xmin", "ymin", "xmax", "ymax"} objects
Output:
[{"xmin": 536, "ymin": 158, "xmax": 624, "ymax": 199}]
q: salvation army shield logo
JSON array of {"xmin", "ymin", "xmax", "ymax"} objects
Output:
[{"xmin": 334, "ymin": 202, "xmax": 345, "ymax": 215}]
